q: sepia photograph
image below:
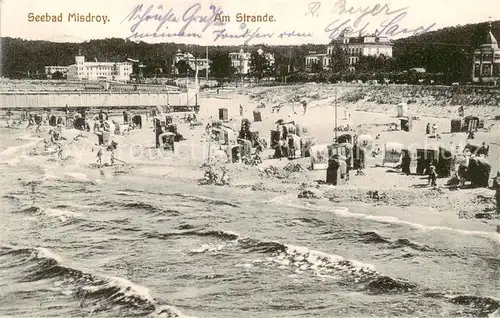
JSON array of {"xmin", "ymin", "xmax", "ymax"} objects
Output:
[{"xmin": 0, "ymin": 0, "xmax": 499, "ymax": 317}]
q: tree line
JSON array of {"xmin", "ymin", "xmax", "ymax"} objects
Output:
[{"xmin": 1, "ymin": 20, "xmax": 498, "ymax": 85}]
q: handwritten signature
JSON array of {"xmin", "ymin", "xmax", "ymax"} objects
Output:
[
  {"xmin": 307, "ymin": 0, "xmax": 435, "ymax": 38},
  {"xmin": 121, "ymin": 3, "xmax": 224, "ymax": 39}
]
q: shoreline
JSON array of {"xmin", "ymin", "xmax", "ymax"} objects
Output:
[{"xmin": 2, "ymin": 86, "xmax": 499, "ymax": 235}]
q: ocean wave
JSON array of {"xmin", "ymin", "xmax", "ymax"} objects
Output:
[
  {"xmin": 171, "ymin": 193, "xmax": 240, "ymax": 208},
  {"xmin": 99, "ymin": 200, "xmax": 183, "ymax": 217},
  {"xmin": 144, "ymin": 229, "xmax": 240, "ymax": 241},
  {"xmin": 361, "ymin": 231, "xmax": 434, "ymax": 252},
  {"xmin": 449, "ymin": 295, "xmax": 500, "ymax": 317},
  {"xmin": 360, "ymin": 231, "xmax": 391, "ymax": 244},
  {"xmin": 364, "ymin": 275, "xmax": 418, "ymax": 293},
  {"xmin": 16, "ymin": 205, "xmax": 84, "ymax": 224},
  {"xmin": 270, "ymin": 198, "xmax": 500, "ymax": 241},
  {"xmin": 0, "ymin": 246, "xmax": 191, "ymax": 317},
  {"xmin": 0, "ymin": 139, "xmax": 41, "ymax": 158}
]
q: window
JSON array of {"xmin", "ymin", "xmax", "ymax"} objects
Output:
[
  {"xmin": 494, "ymin": 64, "xmax": 500, "ymax": 76},
  {"xmin": 482, "ymin": 64, "xmax": 492, "ymax": 76},
  {"xmin": 474, "ymin": 64, "xmax": 480, "ymax": 77}
]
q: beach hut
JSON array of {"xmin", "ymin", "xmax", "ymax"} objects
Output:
[
  {"xmin": 463, "ymin": 116, "xmax": 479, "ymax": 132},
  {"xmin": 437, "ymin": 147, "xmax": 453, "ymax": 177},
  {"xmin": 400, "ymin": 117, "xmax": 412, "ymax": 131},
  {"xmin": 356, "ymin": 134, "xmax": 373, "ymax": 151},
  {"xmin": 166, "ymin": 123, "xmax": 177, "ymax": 134},
  {"xmin": 56, "ymin": 116, "xmax": 65, "ymax": 126},
  {"xmin": 49, "ymin": 115, "xmax": 57, "ymax": 127},
  {"xmin": 112, "ymin": 120, "xmax": 121, "ymax": 135},
  {"xmin": 74, "ymin": 117, "xmax": 86, "ymax": 131},
  {"xmin": 450, "ymin": 119, "xmax": 462, "ymax": 133},
  {"xmin": 250, "ymin": 131, "xmax": 260, "ymax": 147},
  {"xmin": 310, "ymin": 144, "xmax": 329, "ymax": 170},
  {"xmin": 229, "ymin": 145, "xmax": 243, "ymax": 163},
  {"xmin": 396, "ymin": 103, "xmax": 408, "ymax": 117},
  {"xmin": 132, "ymin": 115, "xmax": 143, "ymax": 129},
  {"xmin": 326, "ymin": 155, "xmax": 347, "ymax": 185},
  {"xmin": 382, "ymin": 142, "xmax": 404, "ymax": 166},
  {"xmin": 328, "ymin": 143, "xmax": 350, "ymax": 160},
  {"xmin": 103, "ymin": 120, "xmax": 115, "ymax": 146},
  {"xmin": 34, "ymin": 114, "xmax": 43, "ymax": 125},
  {"xmin": 219, "ymin": 108, "xmax": 228, "ymax": 121},
  {"xmin": 415, "ymin": 147, "xmax": 438, "ymax": 175},
  {"xmin": 300, "ymin": 136, "xmax": 315, "ymax": 157},
  {"xmin": 488, "ymin": 143, "xmax": 500, "ymax": 178},
  {"xmin": 270, "ymin": 130, "xmax": 280, "ymax": 149},
  {"xmin": 253, "ymin": 110, "xmax": 262, "ymax": 122},
  {"xmin": 337, "ymin": 134, "xmax": 353, "ymax": 145},
  {"xmin": 238, "ymin": 139, "xmax": 252, "ymax": 160},
  {"xmin": 287, "ymin": 134, "xmax": 302, "ymax": 159},
  {"xmin": 159, "ymin": 132, "xmax": 175, "ymax": 151}
]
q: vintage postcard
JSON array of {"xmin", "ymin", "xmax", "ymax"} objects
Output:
[{"xmin": 0, "ymin": 0, "xmax": 499, "ymax": 317}]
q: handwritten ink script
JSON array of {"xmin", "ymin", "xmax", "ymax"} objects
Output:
[
  {"xmin": 213, "ymin": 23, "xmax": 312, "ymax": 45},
  {"xmin": 121, "ymin": 3, "xmax": 225, "ymax": 39},
  {"xmin": 122, "ymin": 3, "xmax": 313, "ymax": 44},
  {"xmin": 306, "ymin": 0, "xmax": 436, "ymax": 39}
]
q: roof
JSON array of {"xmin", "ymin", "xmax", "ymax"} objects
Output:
[
  {"xmin": 329, "ymin": 35, "xmax": 392, "ymax": 45},
  {"xmin": 482, "ymin": 22, "xmax": 499, "ymax": 48},
  {"xmin": 485, "ymin": 31, "xmax": 498, "ymax": 46}
]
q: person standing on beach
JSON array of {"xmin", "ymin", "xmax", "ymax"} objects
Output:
[
  {"xmin": 5, "ymin": 110, "xmax": 12, "ymax": 127},
  {"xmin": 56, "ymin": 143, "xmax": 63, "ymax": 160},
  {"xmin": 493, "ymin": 172, "xmax": 500, "ymax": 214},
  {"xmin": 428, "ymin": 164, "xmax": 437, "ymax": 186},
  {"xmin": 26, "ymin": 114, "xmax": 34, "ymax": 128},
  {"xmin": 239, "ymin": 104, "xmax": 244, "ymax": 117},
  {"xmin": 97, "ymin": 148, "xmax": 103, "ymax": 165}
]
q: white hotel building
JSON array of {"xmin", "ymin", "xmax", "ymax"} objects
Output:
[
  {"xmin": 66, "ymin": 55, "xmax": 133, "ymax": 81},
  {"xmin": 305, "ymin": 33, "xmax": 393, "ymax": 71},
  {"xmin": 229, "ymin": 48, "xmax": 275, "ymax": 75}
]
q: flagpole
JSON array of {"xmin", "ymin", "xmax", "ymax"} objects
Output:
[
  {"xmin": 195, "ymin": 58, "xmax": 199, "ymax": 108},
  {"xmin": 334, "ymin": 89, "xmax": 338, "ymax": 142},
  {"xmin": 205, "ymin": 46, "xmax": 209, "ymax": 83}
]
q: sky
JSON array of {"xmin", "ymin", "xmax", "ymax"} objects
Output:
[{"xmin": 1, "ymin": 0, "xmax": 498, "ymax": 46}]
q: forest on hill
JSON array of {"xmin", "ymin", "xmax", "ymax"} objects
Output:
[{"xmin": 1, "ymin": 20, "xmax": 498, "ymax": 84}]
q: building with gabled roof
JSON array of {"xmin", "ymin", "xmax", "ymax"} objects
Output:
[
  {"xmin": 305, "ymin": 32, "xmax": 393, "ymax": 71},
  {"xmin": 472, "ymin": 22, "xmax": 500, "ymax": 85}
]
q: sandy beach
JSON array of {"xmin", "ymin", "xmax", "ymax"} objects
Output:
[
  {"xmin": 2, "ymin": 83, "xmax": 500, "ymax": 318},
  {"xmin": 6, "ymin": 83, "xmax": 499, "ymax": 231}
]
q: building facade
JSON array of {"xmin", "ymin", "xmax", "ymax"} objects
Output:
[
  {"xmin": 45, "ymin": 66, "xmax": 69, "ymax": 78},
  {"xmin": 172, "ymin": 49, "xmax": 211, "ymax": 75},
  {"xmin": 229, "ymin": 48, "xmax": 275, "ymax": 75},
  {"xmin": 305, "ymin": 33, "xmax": 393, "ymax": 71},
  {"xmin": 472, "ymin": 23, "xmax": 500, "ymax": 85},
  {"xmin": 66, "ymin": 55, "xmax": 133, "ymax": 81},
  {"xmin": 229, "ymin": 49, "xmax": 251, "ymax": 74}
]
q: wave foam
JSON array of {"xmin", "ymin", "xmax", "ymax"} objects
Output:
[{"xmin": 270, "ymin": 198, "xmax": 499, "ymax": 240}]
